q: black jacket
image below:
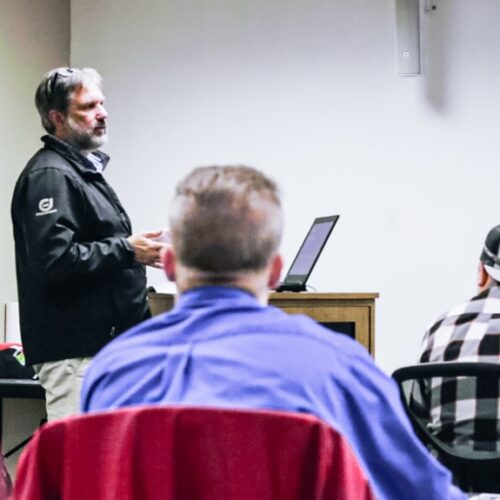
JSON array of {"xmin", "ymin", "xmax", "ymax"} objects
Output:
[{"xmin": 11, "ymin": 136, "xmax": 149, "ymax": 365}]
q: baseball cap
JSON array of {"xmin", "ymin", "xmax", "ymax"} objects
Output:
[{"xmin": 480, "ymin": 225, "xmax": 500, "ymax": 283}]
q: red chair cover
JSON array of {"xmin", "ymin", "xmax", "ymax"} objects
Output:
[
  {"xmin": 0, "ymin": 453, "xmax": 12, "ymax": 499},
  {"xmin": 13, "ymin": 406, "xmax": 375, "ymax": 500}
]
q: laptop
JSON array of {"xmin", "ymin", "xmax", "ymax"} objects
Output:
[{"xmin": 275, "ymin": 215, "xmax": 339, "ymax": 292}]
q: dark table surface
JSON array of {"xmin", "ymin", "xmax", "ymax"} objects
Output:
[{"xmin": 0, "ymin": 379, "xmax": 44, "ymax": 399}]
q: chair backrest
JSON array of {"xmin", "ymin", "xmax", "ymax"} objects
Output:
[
  {"xmin": 392, "ymin": 362, "xmax": 500, "ymax": 493},
  {"xmin": 13, "ymin": 406, "xmax": 375, "ymax": 500}
]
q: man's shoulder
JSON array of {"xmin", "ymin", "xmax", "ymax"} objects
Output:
[
  {"xmin": 16, "ymin": 147, "xmax": 82, "ymax": 192},
  {"xmin": 429, "ymin": 288, "xmax": 500, "ymax": 333},
  {"xmin": 27, "ymin": 145, "xmax": 72, "ymax": 171},
  {"xmin": 420, "ymin": 288, "xmax": 500, "ymax": 362},
  {"xmin": 190, "ymin": 300, "xmax": 370, "ymax": 366}
]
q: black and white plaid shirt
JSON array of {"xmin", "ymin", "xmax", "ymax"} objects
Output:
[{"xmin": 418, "ymin": 285, "xmax": 500, "ymax": 452}]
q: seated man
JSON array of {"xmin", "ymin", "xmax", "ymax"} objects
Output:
[
  {"xmin": 82, "ymin": 165, "xmax": 464, "ymax": 499},
  {"xmin": 418, "ymin": 225, "xmax": 500, "ymax": 452}
]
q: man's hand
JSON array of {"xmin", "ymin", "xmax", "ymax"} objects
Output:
[{"xmin": 127, "ymin": 230, "xmax": 168, "ymax": 268}]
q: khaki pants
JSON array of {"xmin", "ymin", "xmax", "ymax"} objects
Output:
[{"xmin": 34, "ymin": 358, "xmax": 93, "ymax": 421}]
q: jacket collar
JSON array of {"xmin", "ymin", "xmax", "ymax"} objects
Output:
[{"xmin": 41, "ymin": 135, "xmax": 110, "ymax": 175}]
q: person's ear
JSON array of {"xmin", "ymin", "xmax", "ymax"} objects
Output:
[
  {"xmin": 48, "ymin": 109, "xmax": 66, "ymax": 131},
  {"xmin": 163, "ymin": 246, "xmax": 176, "ymax": 282},
  {"xmin": 478, "ymin": 262, "xmax": 489, "ymax": 289},
  {"xmin": 268, "ymin": 254, "xmax": 283, "ymax": 290}
]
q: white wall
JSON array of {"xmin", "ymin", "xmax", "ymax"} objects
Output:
[
  {"xmin": 0, "ymin": 0, "xmax": 70, "ymax": 332},
  {"xmin": 71, "ymin": 0, "xmax": 500, "ymax": 374},
  {"xmin": 0, "ymin": 0, "xmax": 70, "ymax": 474}
]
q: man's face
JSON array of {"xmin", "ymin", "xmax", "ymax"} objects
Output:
[{"xmin": 61, "ymin": 82, "xmax": 108, "ymax": 152}]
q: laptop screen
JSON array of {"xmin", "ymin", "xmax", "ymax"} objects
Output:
[{"xmin": 278, "ymin": 215, "xmax": 339, "ymax": 291}]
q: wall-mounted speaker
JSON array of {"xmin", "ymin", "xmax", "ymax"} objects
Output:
[{"xmin": 395, "ymin": 0, "xmax": 421, "ymax": 75}]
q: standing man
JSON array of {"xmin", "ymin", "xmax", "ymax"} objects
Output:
[
  {"xmin": 418, "ymin": 225, "xmax": 500, "ymax": 452},
  {"xmin": 82, "ymin": 165, "xmax": 465, "ymax": 499},
  {"xmin": 11, "ymin": 67, "xmax": 164, "ymax": 421}
]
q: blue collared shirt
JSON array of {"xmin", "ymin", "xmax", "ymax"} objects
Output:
[{"xmin": 82, "ymin": 286, "xmax": 465, "ymax": 500}]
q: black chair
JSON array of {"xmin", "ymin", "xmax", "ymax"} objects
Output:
[
  {"xmin": 0, "ymin": 379, "xmax": 46, "ymax": 457},
  {"xmin": 392, "ymin": 362, "xmax": 500, "ymax": 494}
]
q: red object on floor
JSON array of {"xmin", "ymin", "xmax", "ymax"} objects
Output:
[{"xmin": 13, "ymin": 406, "xmax": 375, "ymax": 500}]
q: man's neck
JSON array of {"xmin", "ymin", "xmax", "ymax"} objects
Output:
[{"xmin": 175, "ymin": 267, "xmax": 270, "ymax": 306}]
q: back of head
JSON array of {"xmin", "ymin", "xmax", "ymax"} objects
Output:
[
  {"xmin": 169, "ymin": 165, "xmax": 283, "ymax": 281},
  {"xmin": 35, "ymin": 67, "xmax": 102, "ymax": 133},
  {"xmin": 480, "ymin": 225, "xmax": 500, "ymax": 285}
]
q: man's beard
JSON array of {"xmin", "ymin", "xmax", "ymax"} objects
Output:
[{"xmin": 65, "ymin": 119, "xmax": 108, "ymax": 152}]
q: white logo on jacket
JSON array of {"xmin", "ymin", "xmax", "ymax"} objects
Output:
[{"xmin": 35, "ymin": 197, "xmax": 58, "ymax": 216}]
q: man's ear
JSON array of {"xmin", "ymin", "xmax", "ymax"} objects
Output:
[
  {"xmin": 163, "ymin": 246, "xmax": 176, "ymax": 282},
  {"xmin": 268, "ymin": 254, "xmax": 283, "ymax": 290},
  {"xmin": 478, "ymin": 262, "xmax": 490, "ymax": 289},
  {"xmin": 48, "ymin": 109, "xmax": 65, "ymax": 132}
]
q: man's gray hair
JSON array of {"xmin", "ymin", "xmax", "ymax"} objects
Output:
[
  {"xmin": 35, "ymin": 67, "xmax": 102, "ymax": 133},
  {"xmin": 169, "ymin": 165, "xmax": 283, "ymax": 278}
]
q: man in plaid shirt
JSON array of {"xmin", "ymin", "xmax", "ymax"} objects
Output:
[{"xmin": 418, "ymin": 225, "xmax": 500, "ymax": 452}]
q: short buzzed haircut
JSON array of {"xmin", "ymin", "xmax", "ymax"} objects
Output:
[
  {"xmin": 35, "ymin": 67, "xmax": 102, "ymax": 133},
  {"xmin": 169, "ymin": 165, "xmax": 283, "ymax": 278}
]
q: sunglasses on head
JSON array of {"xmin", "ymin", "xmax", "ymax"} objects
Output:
[{"xmin": 49, "ymin": 68, "xmax": 76, "ymax": 96}]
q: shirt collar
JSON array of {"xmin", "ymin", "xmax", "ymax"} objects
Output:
[
  {"xmin": 87, "ymin": 153, "xmax": 104, "ymax": 173},
  {"xmin": 42, "ymin": 135, "xmax": 110, "ymax": 174}
]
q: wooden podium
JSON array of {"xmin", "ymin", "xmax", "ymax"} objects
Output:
[{"xmin": 148, "ymin": 292, "xmax": 378, "ymax": 355}]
